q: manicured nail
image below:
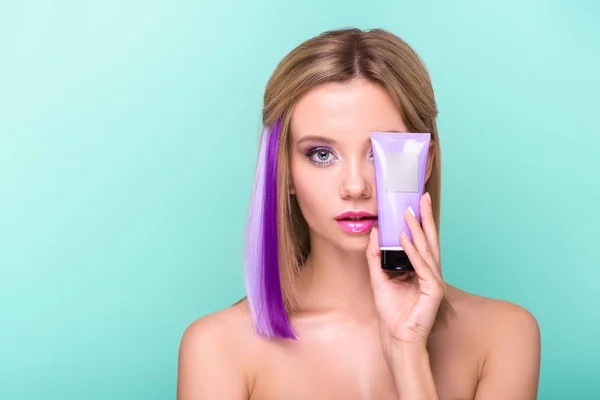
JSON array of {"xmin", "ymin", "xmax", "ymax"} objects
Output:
[
  {"xmin": 424, "ymin": 192, "xmax": 431, "ymax": 204},
  {"xmin": 408, "ymin": 206, "xmax": 415, "ymax": 217},
  {"xmin": 401, "ymin": 232, "xmax": 409, "ymax": 241}
]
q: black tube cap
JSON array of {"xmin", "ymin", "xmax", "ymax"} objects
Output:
[{"xmin": 381, "ymin": 250, "xmax": 414, "ymax": 272}]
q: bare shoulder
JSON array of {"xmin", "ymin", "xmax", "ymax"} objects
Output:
[
  {"xmin": 445, "ymin": 285, "xmax": 541, "ymax": 399},
  {"xmin": 177, "ymin": 298, "xmax": 259, "ymax": 399},
  {"xmin": 446, "ymin": 285, "xmax": 540, "ymax": 339},
  {"xmin": 180, "ymin": 298, "xmax": 255, "ymax": 345}
]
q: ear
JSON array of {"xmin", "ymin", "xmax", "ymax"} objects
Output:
[{"xmin": 425, "ymin": 140, "xmax": 436, "ymax": 183}]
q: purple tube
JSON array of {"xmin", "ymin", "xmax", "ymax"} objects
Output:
[{"xmin": 370, "ymin": 132, "xmax": 431, "ymax": 271}]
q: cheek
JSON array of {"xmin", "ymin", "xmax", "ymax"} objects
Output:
[{"xmin": 290, "ymin": 161, "xmax": 336, "ymax": 220}]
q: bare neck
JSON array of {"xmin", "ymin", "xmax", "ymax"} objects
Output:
[{"xmin": 295, "ymin": 237, "xmax": 378, "ymax": 323}]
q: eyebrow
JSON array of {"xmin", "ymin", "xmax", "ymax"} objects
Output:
[
  {"xmin": 296, "ymin": 135, "xmax": 338, "ymax": 145},
  {"xmin": 295, "ymin": 130, "xmax": 406, "ymax": 146}
]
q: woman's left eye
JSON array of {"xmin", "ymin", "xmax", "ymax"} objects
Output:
[{"xmin": 307, "ymin": 147, "xmax": 337, "ymax": 166}]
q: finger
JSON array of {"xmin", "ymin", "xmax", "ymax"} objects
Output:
[
  {"xmin": 416, "ymin": 193, "xmax": 443, "ymax": 284},
  {"xmin": 366, "ymin": 227, "xmax": 390, "ymax": 291},
  {"xmin": 399, "ymin": 232, "xmax": 438, "ymax": 287},
  {"xmin": 420, "ymin": 192, "xmax": 441, "ymax": 267},
  {"xmin": 404, "ymin": 207, "xmax": 439, "ymax": 282}
]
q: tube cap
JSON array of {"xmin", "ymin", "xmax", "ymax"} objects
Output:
[{"xmin": 380, "ymin": 250, "xmax": 414, "ymax": 272}]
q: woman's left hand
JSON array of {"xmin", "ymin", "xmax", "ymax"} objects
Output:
[{"xmin": 366, "ymin": 192, "xmax": 446, "ymax": 349}]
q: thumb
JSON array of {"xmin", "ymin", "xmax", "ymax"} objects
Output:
[{"xmin": 366, "ymin": 227, "xmax": 389, "ymax": 291}]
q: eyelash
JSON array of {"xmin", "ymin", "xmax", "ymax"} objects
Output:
[
  {"xmin": 306, "ymin": 146, "xmax": 337, "ymax": 166},
  {"xmin": 305, "ymin": 147, "xmax": 374, "ymax": 167}
]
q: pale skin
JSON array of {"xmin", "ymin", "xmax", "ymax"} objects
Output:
[{"xmin": 177, "ymin": 79, "xmax": 541, "ymax": 399}]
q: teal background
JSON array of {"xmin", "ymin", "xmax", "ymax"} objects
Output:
[{"xmin": 1, "ymin": 0, "xmax": 598, "ymax": 398}]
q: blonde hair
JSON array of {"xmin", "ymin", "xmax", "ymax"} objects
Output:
[{"xmin": 245, "ymin": 27, "xmax": 449, "ymax": 339}]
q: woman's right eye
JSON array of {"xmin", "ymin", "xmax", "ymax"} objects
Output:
[{"xmin": 306, "ymin": 147, "xmax": 337, "ymax": 166}]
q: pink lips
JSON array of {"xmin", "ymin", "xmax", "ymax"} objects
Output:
[{"xmin": 335, "ymin": 211, "xmax": 378, "ymax": 234}]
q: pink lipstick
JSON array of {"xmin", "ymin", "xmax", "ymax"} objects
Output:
[{"xmin": 335, "ymin": 211, "xmax": 377, "ymax": 234}]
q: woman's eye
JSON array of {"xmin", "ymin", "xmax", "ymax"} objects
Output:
[
  {"xmin": 315, "ymin": 150, "xmax": 331, "ymax": 161},
  {"xmin": 307, "ymin": 147, "xmax": 336, "ymax": 166}
]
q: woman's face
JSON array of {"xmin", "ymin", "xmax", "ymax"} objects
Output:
[{"xmin": 289, "ymin": 79, "xmax": 411, "ymax": 253}]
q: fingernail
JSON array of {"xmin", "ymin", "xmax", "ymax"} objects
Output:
[
  {"xmin": 401, "ymin": 232, "xmax": 409, "ymax": 241},
  {"xmin": 425, "ymin": 192, "xmax": 431, "ymax": 204},
  {"xmin": 408, "ymin": 206, "xmax": 415, "ymax": 217}
]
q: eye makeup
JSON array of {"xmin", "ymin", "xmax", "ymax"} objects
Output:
[{"xmin": 304, "ymin": 146, "xmax": 338, "ymax": 166}]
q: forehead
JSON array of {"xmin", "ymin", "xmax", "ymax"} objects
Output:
[{"xmin": 290, "ymin": 79, "xmax": 407, "ymax": 142}]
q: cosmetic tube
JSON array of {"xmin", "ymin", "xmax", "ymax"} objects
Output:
[{"xmin": 370, "ymin": 132, "xmax": 431, "ymax": 271}]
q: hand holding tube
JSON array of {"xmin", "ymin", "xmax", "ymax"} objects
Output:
[
  {"xmin": 366, "ymin": 192, "xmax": 445, "ymax": 398},
  {"xmin": 366, "ymin": 191, "xmax": 445, "ymax": 345}
]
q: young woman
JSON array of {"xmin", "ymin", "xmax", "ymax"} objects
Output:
[{"xmin": 177, "ymin": 28, "xmax": 541, "ymax": 399}]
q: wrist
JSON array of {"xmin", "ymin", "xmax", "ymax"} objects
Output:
[
  {"xmin": 387, "ymin": 340, "xmax": 430, "ymax": 366},
  {"xmin": 383, "ymin": 336, "xmax": 428, "ymax": 356},
  {"xmin": 386, "ymin": 341, "xmax": 438, "ymax": 400}
]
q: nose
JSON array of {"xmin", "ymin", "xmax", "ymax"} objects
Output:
[{"xmin": 339, "ymin": 157, "xmax": 373, "ymax": 200}]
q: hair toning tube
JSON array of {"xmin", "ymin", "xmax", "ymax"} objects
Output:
[{"xmin": 370, "ymin": 132, "xmax": 431, "ymax": 271}]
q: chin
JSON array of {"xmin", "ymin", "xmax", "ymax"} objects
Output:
[
  {"xmin": 337, "ymin": 233, "xmax": 371, "ymax": 253},
  {"xmin": 311, "ymin": 226, "xmax": 373, "ymax": 253}
]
